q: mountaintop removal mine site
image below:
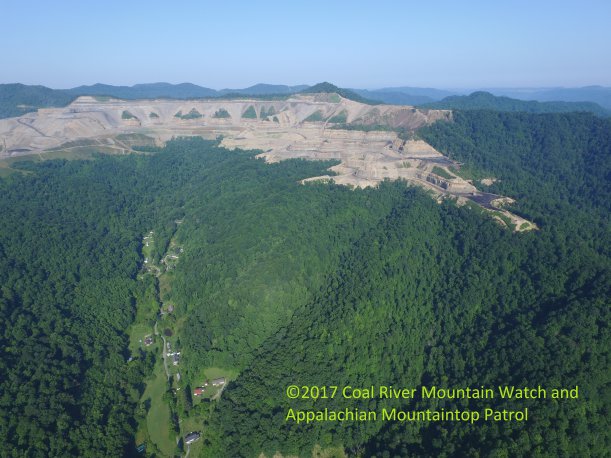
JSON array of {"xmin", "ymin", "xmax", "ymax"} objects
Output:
[{"xmin": 0, "ymin": 93, "xmax": 535, "ymax": 230}]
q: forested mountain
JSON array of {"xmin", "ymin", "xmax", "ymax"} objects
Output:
[
  {"xmin": 0, "ymin": 83, "xmax": 75, "ymax": 118},
  {"xmin": 350, "ymin": 89, "xmax": 435, "ymax": 105},
  {"xmin": 488, "ymin": 86, "xmax": 611, "ymax": 111},
  {"xmin": 65, "ymin": 82, "xmax": 219, "ymax": 99},
  {"xmin": 300, "ymin": 83, "xmax": 381, "ymax": 104},
  {"xmin": 422, "ymin": 91, "xmax": 609, "ymax": 116},
  {"xmin": 376, "ymin": 86, "xmax": 457, "ymax": 101},
  {"xmin": 0, "ymin": 110, "xmax": 609, "ymax": 457},
  {"xmin": 202, "ymin": 111, "xmax": 610, "ymax": 456},
  {"xmin": 0, "ymin": 139, "xmax": 405, "ymax": 455},
  {"xmin": 4, "ymin": 83, "xmax": 609, "ymax": 120},
  {"xmin": 218, "ymin": 84, "xmax": 309, "ymax": 95},
  {"xmin": 0, "ymin": 83, "xmax": 310, "ymax": 119},
  {"xmin": 0, "ymin": 155, "xmax": 158, "ymax": 456}
]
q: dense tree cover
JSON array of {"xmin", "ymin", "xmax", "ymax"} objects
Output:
[
  {"xmin": 179, "ymin": 108, "xmax": 203, "ymax": 120},
  {"xmin": 304, "ymin": 110, "xmax": 326, "ymax": 122},
  {"xmin": 419, "ymin": 111, "xmax": 611, "ymax": 229},
  {"xmin": 241, "ymin": 106, "xmax": 257, "ymax": 119},
  {"xmin": 0, "ymin": 110, "xmax": 608, "ymax": 457},
  {"xmin": 174, "ymin": 110, "xmax": 205, "ymax": 120},
  {"xmin": 0, "ymin": 138, "xmax": 399, "ymax": 455},
  {"xmin": 0, "ymin": 138, "xmax": 281, "ymax": 455},
  {"xmin": 328, "ymin": 110, "xmax": 348, "ymax": 123},
  {"xmin": 212, "ymin": 108, "xmax": 231, "ymax": 119},
  {"xmin": 169, "ymin": 169, "xmax": 407, "ymax": 373},
  {"xmin": 203, "ymin": 111, "xmax": 610, "ymax": 456},
  {"xmin": 259, "ymin": 106, "xmax": 276, "ymax": 119},
  {"xmin": 0, "ymin": 83, "xmax": 75, "ymax": 118},
  {"xmin": 421, "ymin": 91, "xmax": 609, "ymax": 117},
  {"xmin": 122, "ymin": 110, "xmax": 138, "ymax": 120},
  {"xmin": 0, "ymin": 156, "xmax": 156, "ymax": 455}
]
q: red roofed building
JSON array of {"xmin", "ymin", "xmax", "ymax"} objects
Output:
[{"xmin": 193, "ymin": 387, "xmax": 204, "ymax": 396}]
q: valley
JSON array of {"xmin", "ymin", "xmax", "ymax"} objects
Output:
[
  {"xmin": 2, "ymin": 0, "xmax": 609, "ymax": 455},
  {"xmin": 0, "ymin": 118, "xmax": 608, "ymax": 456}
]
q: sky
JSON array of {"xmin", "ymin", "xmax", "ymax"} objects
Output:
[{"xmin": 2, "ymin": 0, "xmax": 610, "ymax": 89}]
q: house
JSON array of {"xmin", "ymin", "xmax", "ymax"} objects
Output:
[
  {"xmin": 193, "ymin": 387, "xmax": 204, "ymax": 396},
  {"xmin": 184, "ymin": 432, "xmax": 200, "ymax": 445},
  {"xmin": 173, "ymin": 352, "xmax": 180, "ymax": 365},
  {"xmin": 144, "ymin": 336, "xmax": 153, "ymax": 346},
  {"xmin": 211, "ymin": 377, "xmax": 226, "ymax": 387}
]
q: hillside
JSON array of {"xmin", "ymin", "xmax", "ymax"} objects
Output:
[
  {"xmin": 0, "ymin": 107, "xmax": 608, "ymax": 456},
  {"xmin": 377, "ymin": 85, "xmax": 457, "ymax": 100},
  {"xmin": 351, "ymin": 89, "xmax": 435, "ymax": 105},
  {"xmin": 65, "ymin": 82, "xmax": 219, "ymax": 99},
  {"xmin": 301, "ymin": 82, "xmax": 381, "ymax": 104},
  {"xmin": 489, "ymin": 85, "xmax": 611, "ymax": 111},
  {"xmin": 0, "ymin": 83, "xmax": 75, "ymax": 118},
  {"xmin": 0, "ymin": 92, "xmax": 538, "ymax": 230},
  {"xmin": 0, "ymin": 83, "xmax": 308, "ymax": 120},
  {"xmin": 422, "ymin": 91, "xmax": 609, "ymax": 116},
  {"xmin": 203, "ymin": 111, "xmax": 611, "ymax": 456},
  {"xmin": 218, "ymin": 83, "xmax": 309, "ymax": 95}
]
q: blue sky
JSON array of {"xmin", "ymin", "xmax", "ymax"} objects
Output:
[{"xmin": 3, "ymin": 0, "xmax": 610, "ymax": 89}]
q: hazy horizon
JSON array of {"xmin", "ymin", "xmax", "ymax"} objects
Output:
[
  {"xmin": 3, "ymin": 1, "xmax": 610, "ymax": 89},
  {"xmin": 4, "ymin": 80, "xmax": 611, "ymax": 92}
]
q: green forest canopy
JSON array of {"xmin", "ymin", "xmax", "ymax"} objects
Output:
[
  {"xmin": 0, "ymin": 108, "xmax": 609, "ymax": 457},
  {"xmin": 421, "ymin": 91, "xmax": 609, "ymax": 117}
]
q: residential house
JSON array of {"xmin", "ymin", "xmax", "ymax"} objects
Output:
[{"xmin": 184, "ymin": 432, "xmax": 200, "ymax": 445}]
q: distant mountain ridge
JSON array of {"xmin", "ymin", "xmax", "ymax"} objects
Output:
[
  {"xmin": 350, "ymin": 89, "xmax": 436, "ymax": 105},
  {"xmin": 376, "ymin": 85, "xmax": 611, "ymax": 111},
  {"xmin": 219, "ymin": 83, "xmax": 309, "ymax": 95},
  {"xmin": 67, "ymin": 82, "xmax": 310, "ymax": 99},
  {"xmin": 485, "ymin": 86, "xmax": 611, "ymax": 111},
  {"xmin": 1, "ymin": 82, "xmax": 610, "ymax": 119},
  {"xmin": 300, "ymin": 82, "xmax": 381, "ymax": 104},
  {"xmin": 375, "ymin": 86, "xmax": 457, "ymax": 100},
  {"xmin": 421, "ymin": 91, "xmax": 610, "ymax": 116},
  {"xmin": 66, "ymin": 82, "xmax": 219, "ymax": 99}
]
